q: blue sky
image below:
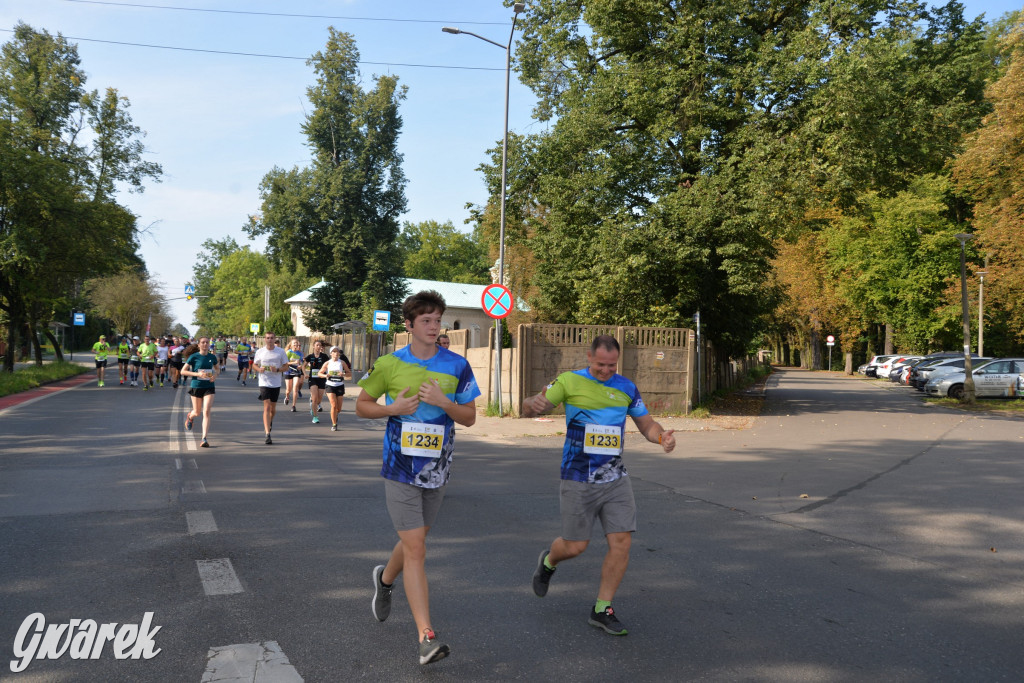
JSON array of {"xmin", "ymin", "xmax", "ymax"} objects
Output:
[{"xmin": 0, "ymin": 1, "xmax": 1019, "ymax": 333}]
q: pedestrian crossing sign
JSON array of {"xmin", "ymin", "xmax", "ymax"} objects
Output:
[
  {"xmin": 185, "ymin": 284, "xmax": 196, "ymax": 296},
  {"xmin": 250, "ymin": 323, "xmax": 260, "ymax": 334}
]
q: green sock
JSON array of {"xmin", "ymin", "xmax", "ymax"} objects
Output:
[
  {"xmin": 595, "ymin": 600, "xmax": 612, "ymax": 614},
  {"xmin": 543, "ymin": 556, "xmax": 556, "ymax": 571}
]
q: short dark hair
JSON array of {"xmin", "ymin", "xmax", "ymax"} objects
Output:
[
  {"xmin": 403, "ymin": 290, "xmax": 446, "ymax": 323},
  {"xmin": 591, "ymin": 334, "xmax": 620, "ymax": 354}
]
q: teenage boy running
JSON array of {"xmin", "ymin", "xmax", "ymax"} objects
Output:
[{"xmin": 356, "ymin": 290, "xmax": 480, "ymax": 666}]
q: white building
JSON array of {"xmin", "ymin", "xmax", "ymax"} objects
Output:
[{"xmin": 284, "ymin": 278, "xmax": 497, "ymax": 342}]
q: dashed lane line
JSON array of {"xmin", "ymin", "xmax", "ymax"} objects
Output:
[
  {"xmin": 186, "ymin": 510, "xmax": 218, "ymax": 535},
  {"xmin": 196, "ymin": 558, "xmax": 244, "ymax": 596},
  {"xmin": 201, "ymin": 641, "xmax": 303, "ymax": 683}
]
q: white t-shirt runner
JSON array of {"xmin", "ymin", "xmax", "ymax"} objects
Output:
[{"xmin": 254, "ymin": 346, "xmax": 289, "ymax": 388}]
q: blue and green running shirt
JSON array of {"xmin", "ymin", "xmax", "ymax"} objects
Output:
[
  {"xmin": 358, "ymin": 346, "xmax": 480, "ymax": 489},
  {"xmin": 544, "ymin": 369, "xmax": 649, "ymax": 484}
]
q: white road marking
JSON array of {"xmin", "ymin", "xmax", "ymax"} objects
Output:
[
  {"xmin": 197, "ymin": 558, "xmax": 244, "ymax": 595},
  {"xmin": 186, "ymin": 510, "xmax": 218, "ymax": 535},
  {"xmin": 201, "ymin": 641, "xmax": 303, "ymax": 682},
  {"xmin": 182, "ymin": 480, "xmax": 207, "ymax": 494},
  {"xmin": 170, "ymin": 385, "xmax": 200, "ymax": 451},
  {"xmin": 176, "ymin": 458, "xmax": 182, "ymax": 470}
]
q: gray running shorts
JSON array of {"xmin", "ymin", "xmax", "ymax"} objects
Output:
[
  {"xmin": 384, "ymin": 478, "xmax": 445, "ymax": 532},
  {"xmin": 559, "ymin": 475, "xmax": 637, "ymax": 541}
]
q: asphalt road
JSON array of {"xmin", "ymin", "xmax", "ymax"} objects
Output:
[{"xmin": 1, "ymin": 367, "xmax": 1022, "ymax": 682}]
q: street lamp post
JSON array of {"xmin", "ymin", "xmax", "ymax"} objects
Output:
[
  {"xmin": 977, "ymin": 257, "xmax": 987, "ymax": 357},
  {"xmin": 443, "ymin": 3, "xmax": 525, "ymax": 414},
  {"xmin": 955, "ymin": 233, "xmax": 976, "ymax": 403}
]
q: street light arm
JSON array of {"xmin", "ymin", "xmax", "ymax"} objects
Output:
[{"xmin": 441, "ymin": 26, "xmax": 507, "ymax": 50}]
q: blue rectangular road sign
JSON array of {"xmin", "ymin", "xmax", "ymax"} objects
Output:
[
  {"xmin": 73, "ymin": 312, "xmax": 85, "ymax": 326},
  {"xmin": 372, "ymin": 310, "xmax": 391, "ymax": 331},
  {"xmin": 185, "ymin": 284, "xmax": 196, "ymax": 296}
]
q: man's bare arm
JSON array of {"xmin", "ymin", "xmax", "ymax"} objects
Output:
[
  {"xmin": 522, "ymin": 393, "xmax": 556, "ymax": 417},
  {"xmin": 632, "ymin": 414, "xmax": 676, "ymax": 453}
]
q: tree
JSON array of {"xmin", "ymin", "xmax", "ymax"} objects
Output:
[
  {"xmin": 953, "ymin": 19, "xmax": 1024, "ymax": 346},
  {"xmin": 397, "ymin": 220, "xmax": 490, "ymax": 284},
  {"xmin": 497, "ymin": 1, "xmax": 991, "ymax": 358},
  {"xmin": 85, "ymin": 271, "xmax": 173, "ymax": 338},
  {"xmin": 245, "ymin": 28, "xmax": 407, "ymax": 332},
  {"xmin": 195, "ymin": 247, "xmax": 315, "ymax": 336},
  {"xmin": 0, "ymin": 24, "xmax": 160, "ymax": 370}
]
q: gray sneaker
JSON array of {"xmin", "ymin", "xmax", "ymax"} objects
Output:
[
  {"xmin": 418, "ymin": 630, "xmax": 450, "ymax": 665},
  {"xmin": 533, "ymin": 549, "xmax": 556, "ymax": 597},
  {"xmin": 372, "ymin": 565, "xmax": 393, "ymax": 622}
]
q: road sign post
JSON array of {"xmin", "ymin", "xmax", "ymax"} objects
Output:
[
  {"xmin": 71, "ymin": 312, "xmax": 85, "ymax": 360},
  {"xmin": 372, "ymin": 310, "xmax": 391, "ymax": 364},
  {"xmin": 481, "ymin": 284, "xmax": 513, "ymax": 413}
]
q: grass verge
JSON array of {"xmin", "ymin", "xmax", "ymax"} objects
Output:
[
  {"xmin": 923, "ymin": 396, "xmax": 1024, "ymax": 413},
  {"xmin": 0, "ymin": 362, "xmax": 92, "ymax": 399}
]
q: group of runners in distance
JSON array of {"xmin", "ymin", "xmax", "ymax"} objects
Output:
[{"xmin": 88, "ymin": 290, "xmax": 679, "ymax": 666}]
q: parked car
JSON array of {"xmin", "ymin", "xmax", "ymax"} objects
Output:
[
  {"xmin": 914, "ymin": 356, "xmax": 991, "ymax": 391},
  {"xmin": 925, "ymin": 358, "xmax": 1024, "ymax": 399},
  {"xmin": 907, "ymin": 353, "xmax": 981, "ymax": 388},
  {"xmin": 890, "ymin": 357, "xmax": 929, "ymax": 384},
  {"xmin": 886, "ymin": 356, "xmax": 924, "ymax": 382},
  {"xmin": 864, "ymin": 355, "xmax": 896, "ymax": 378}
]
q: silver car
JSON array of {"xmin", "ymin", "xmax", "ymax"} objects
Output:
[
  {"xmin": 925, "ymin": 358, "xmax": 1024, "ymax": 399},
  {"xmin": 914, "ymin": 356, "xmax": 991, "ymax": 391}
]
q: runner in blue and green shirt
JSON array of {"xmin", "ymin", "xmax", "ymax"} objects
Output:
[
  {"xmin": 356, "ymin": 290, "xmax": 479, "ymax": 666},
  {"xmin": 522, "ymin": 334, "xmax": 677, "ymax": 637}
]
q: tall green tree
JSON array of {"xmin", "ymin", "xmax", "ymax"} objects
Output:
[
  {"xmin": 245, "ymin": 28, "xmax": 407, "ymax": 332},
  {"xmin": 496, "ymin": 1, "xmax": 990, "ymax": 357},
  {"xmin": 397, "ymin": 220, "xmax": 490, "ymax": 284},
  {"xmin": 0, "ymin": 23, "xmax": 160, "ymax": 370},
  {"xmin": 953, "ymin": 17, "xmax": 1024, "ymax": 349},
  {"xmin": 195, "ymin": 247, "xmax": 314, "ymax": 336}
]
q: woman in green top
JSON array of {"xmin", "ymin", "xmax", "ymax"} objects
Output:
[{"xmin": 182, "ymin": 337, "xmax": 217, "ymax": 448}]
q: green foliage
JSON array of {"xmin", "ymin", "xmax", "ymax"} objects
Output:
[
  {"xmin": 192, "ymin": 245, "xmax": 314, "ymax": 336},
  {"xmin": 85, "ymin": 271, "xmax": 172, "ymax": 338},
  {"xmin": 245, "ymin": 28, "xmax": 407, "ymax": 331},
  {"xmin": 821, "ymin": 176, "xmax": 970, "ymax": 352},
  {"xmin": 397, "ymin": 220, "xmax": 491, "ymax": 284},
  {"xmin": 489, "ymin": 1, "xmax": 994, "ymax": 359},
  {"xmin": 0, "ymin": 23, "xmax": 160, "ymax": 370}
]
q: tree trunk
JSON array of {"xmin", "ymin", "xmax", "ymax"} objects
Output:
[
  {"xmin": 810, "ymin": 329, "xmax": 822, "ymax": 370},
  {"xmin": 782, "ymin": 340, "xmax": 791, "ymax": 366},
  {"xmin": 884, "ymin": 323, "xmax": 894, "ymax": 355},
  {"xmin": 844, "ymin": 351, "xmax": 853, "ymax": 374},
  {"xmin": 44, "ymin": 327, "xmax": 65, "ymax": 363},
  {"xmin": 3, "ymin": 319, "xmax": 16, "ymax": 372},
  {"xmin": 29, "ymin": 320, "xmax": 44, "ymax": 366}
]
